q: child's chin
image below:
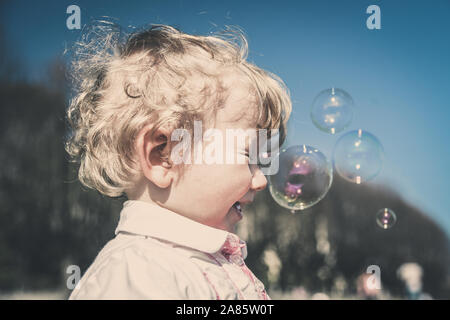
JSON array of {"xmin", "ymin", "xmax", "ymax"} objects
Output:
[{"xmin": 223, "ymin": 207, "xmax": 242, "ymax": 232}]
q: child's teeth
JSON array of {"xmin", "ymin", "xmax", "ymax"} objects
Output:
[{"xmin": 236, "ymin": 203, "xmax": 241, "ymax": 211}]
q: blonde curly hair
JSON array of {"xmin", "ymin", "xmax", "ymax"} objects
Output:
[{"xmin": 65, "ymin": 22, "xmax": 292, "ymax": 198}]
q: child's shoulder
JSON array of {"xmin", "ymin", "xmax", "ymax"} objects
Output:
[
  {"xmin": 69, "ymin": 233, "xmax": 208, "ymax": 299},
  {"xmin": 88, "ymin": 233, "xmax": 197, "ymax": 275}
]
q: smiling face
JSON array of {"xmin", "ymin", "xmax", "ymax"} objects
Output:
[{"xmin": 161, "ymin": 76, "xmax": 268, "ymax": 233}]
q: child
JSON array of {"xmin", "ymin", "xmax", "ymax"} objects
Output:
[{"xmin": 66, "ymin": 23, "xmax": 291, "ymax": 299}]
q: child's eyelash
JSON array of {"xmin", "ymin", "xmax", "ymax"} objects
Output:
[
  {"xmin": 258, "ymin": 162, "xmax": 272, "ymax": 168},
  {"xmin": 241, "ymin": 151, "xmax": 272, "ymax": 168}
]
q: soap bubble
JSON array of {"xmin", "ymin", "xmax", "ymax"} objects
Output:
[
  {"xmin": 333, "ymin": 129, "xmax": 384, "ymax": 184},
  {"xmin": 376, "ymin": 208, "xmax": 397, "ymax": 229},
  {"xmin": 310, "ymin": 87, "xmax": 354, "ymax": 134},
  {"xmin": 268, "ymin": 145, "xmax": 333, "ymax": 211}
]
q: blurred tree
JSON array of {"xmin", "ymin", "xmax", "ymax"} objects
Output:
[
  {"xmin": 241, "ymin": 174, "xmax": 450, "ymax": 299},
  {"xmin": 0, "ymin": 47, "xmax": 122, "ymax": 293},
  {"xmin": 0, "ymin": 25, "xmax": 24, "ymax": 83}
]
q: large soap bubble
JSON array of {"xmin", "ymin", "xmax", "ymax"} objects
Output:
[
  {"xmin": 310, "ymin": 88, "xmax": 354, "ymax": 134},
  {"xmin": 333, "ymin": 129, "xmax": 384, "ymax": 184},
  {"xmin": 268, "ymin": 145, "xmax": 333, "ymax": 211}
]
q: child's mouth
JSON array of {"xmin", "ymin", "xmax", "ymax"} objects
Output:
[{"xmin": 232, "ymin": 201, "xmax": 243, "ymax": 218}]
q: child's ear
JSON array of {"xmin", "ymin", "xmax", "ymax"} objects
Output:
[{"xmin": 135, "ymin": 124, "xmax": 174, "ymax": 189}]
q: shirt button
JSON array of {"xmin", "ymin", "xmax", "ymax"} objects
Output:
[
  {"xmin": 255, "ymin": 279, "xmax": 265, "ymax": 291},
  {"xmin": 231, "ymin": 254, "xmax": 244, "ymax": 266}
]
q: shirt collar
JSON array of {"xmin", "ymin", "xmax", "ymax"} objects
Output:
[{"xmin": 115, "ymin": 200, "xmax": 247, "ymax": 258}]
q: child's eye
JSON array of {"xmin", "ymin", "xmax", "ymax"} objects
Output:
[
  {"xmin": 239, "ymin": 150, "xmax": 250, "ymax": 157},
  {"xmin": 257, "ymin": 161, "xmax": 272, "ymax": 168},
  {"xmin": 257, "ymin": 152, "xmax": 272, "ymax": 168}
]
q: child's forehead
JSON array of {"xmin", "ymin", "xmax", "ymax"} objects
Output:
[{"xmin": 213, "ymin": 72, "xmax": 259, "ymax": 130}]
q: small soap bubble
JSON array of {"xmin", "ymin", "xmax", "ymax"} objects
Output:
[
  {"xmin": 268, "ymin": 145, "xmax": 333, "ymax": 211},
  {"xmin": 333, "ymin": 129, "xmax": 384, "ymax": 184},
  {"xmin": 310, "ymin": 87, "xmax": 354, "ymax": 134},
  {"xmin": 376, "ymin": 208, "xmax": 397, "ymax": 229}
]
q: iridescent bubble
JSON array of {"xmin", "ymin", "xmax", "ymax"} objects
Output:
[
  {"xmin": 310, "ymin": 87, "xmax": 354, "ymax": 134},
  {"xmin": 333, "ymin": 129, "xmax": 384, "ymax": 184},
  {"xmin": 376, "ymin": 208, "xmax": 397, "ymax": 229},
  {"xmin": 268, "ymin": 145, "xmax": 333, "ymax": 211}
]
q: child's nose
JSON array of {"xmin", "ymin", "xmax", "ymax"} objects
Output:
[{"xmin": 250, "ymin": 165, "xmax": 268, "ymax": 191}]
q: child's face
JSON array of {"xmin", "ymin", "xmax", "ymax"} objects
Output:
[{"xmin": 166, "ymin": 78, "xmax": 268, "ymax": 233}]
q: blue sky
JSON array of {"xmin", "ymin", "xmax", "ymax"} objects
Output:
[{"xmin": 2, "ymin": 0, "xmax": 450, "ymax": 234}]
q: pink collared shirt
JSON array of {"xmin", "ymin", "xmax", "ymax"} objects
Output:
[{"xmin": 69, "ymin": 200, "xmax": 270, "ymax": 300}]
